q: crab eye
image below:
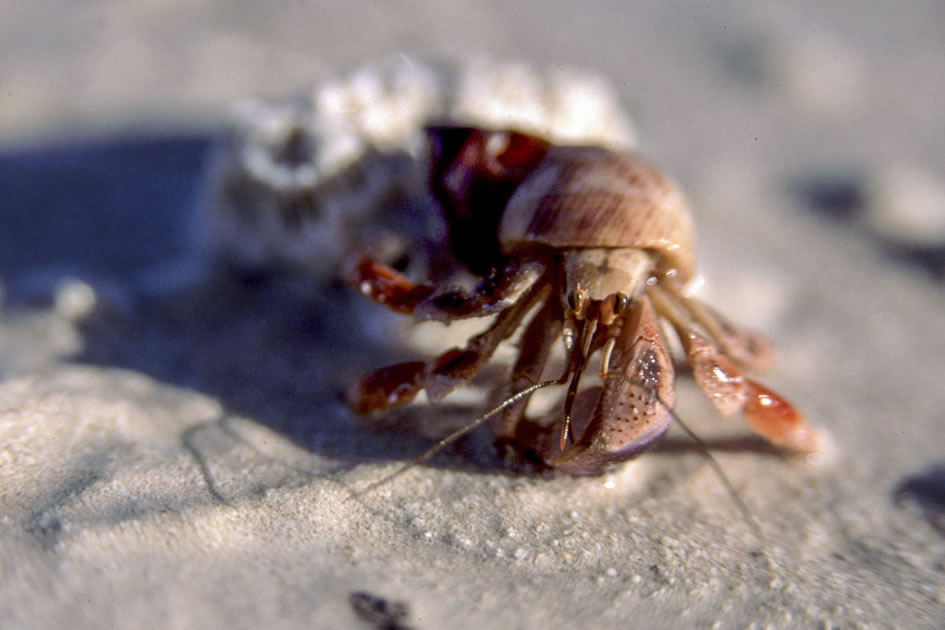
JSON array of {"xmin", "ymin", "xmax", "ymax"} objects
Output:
[
  {"xmin": 566, "ymin": 287, "xmax": 587, "ymax": 314},
  {"xmin": 612, "ymin": 292, "xmax": 630, "ymax": 315}
]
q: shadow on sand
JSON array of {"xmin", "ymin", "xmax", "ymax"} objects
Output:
[{"xmin": 1, "ymin": 132, "xmax": 794, "ymax": 481}]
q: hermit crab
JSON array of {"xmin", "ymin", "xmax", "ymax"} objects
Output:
[{"xmin": 344, "ymin": 126, "xmax": 819, "ymax": 475}]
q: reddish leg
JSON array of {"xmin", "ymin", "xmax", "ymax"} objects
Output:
[
  {"xmin": 743, "ymin": 380, "xmax": 819, "ymax": 452},
  {"xmin": 662, "ymin": 282, "xmax": 775, "ymax": 372},
  {"xmin": 348, "ymin": 361, "xmax": 427, "ymax": 415},
  {"xmin": 343, "ymin": 255, "xmax": 544, "ymax": 322},
  {"xmin": 650, "ymin": 286, "xmax": 819, "ymax": 452},
  {"xmin": 343, "ymin": 257, "xmax": 434, "ymax": 315},
  {"xmin": 347, "ymin": 277, "xmax": 552, "ymax": 415}
]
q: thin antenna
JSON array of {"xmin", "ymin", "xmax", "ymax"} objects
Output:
[
  {"xmin": 353, "ymin": 379, "xmax": 559, "ymax": 497},
  {"xmin": 656, "ymin": 393, "xmax": 765, "ymax": 543}
]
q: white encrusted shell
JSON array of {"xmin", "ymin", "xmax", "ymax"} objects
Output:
[
  {"xmin": 449, "ymin": 58, "xmax": 637, "ymax": 149},
  {"xmin": 197, "ymin": 54, "xmax": 637, "ymax": 279}
]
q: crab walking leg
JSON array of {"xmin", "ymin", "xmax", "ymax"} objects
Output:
[
  {"xmin": 742, "ymin": 380, "xmax": 819, "ymax": 452},
  {"xmin": 343, "ymin": 255, "xmax": 544, "ymax": 322},
  {"xmin": 347, "ymin": 360, "xmax": 428, "ymax": 415},
  {"xmin": 348, "ymin": 279, "xmax": 552, "ymax": 415},
  {"xmin": 546, "ymin": 297, "xmax": 676, "ymax": 476},
  {"xmin": 342, "ymin": 257, "xmax": 433, "ymax": 315},
  {"xmin": 661, "ymin": 281, "xmax": 775, "ymax": 372},
  {"xmin": 649, "ymin": 286, "xmax": 820, "ymax": 452},
  {"xmin": 491, "ymin": 295, "xmax": 562, "ymax": 443},
  {"xmin": 649, "ymin": 286, "xmax": 748, "ymax": 415}
]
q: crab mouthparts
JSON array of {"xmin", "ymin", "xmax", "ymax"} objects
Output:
[{"xmin": 559, "ymin": 316, "xmax": 602, "ymax": 449}]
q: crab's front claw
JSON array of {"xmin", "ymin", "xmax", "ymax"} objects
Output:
[
  {"xmin": 544, "ymin": 298, "xmax": 676, "ymax": 475},
  {"xmin": 543, "ymin": 383, "xmax": 673, "ymax": 476}
]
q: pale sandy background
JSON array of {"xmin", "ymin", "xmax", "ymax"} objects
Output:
[{"xmin": 2, "ymin": 2, "xmax": 945, "ymax": 629}]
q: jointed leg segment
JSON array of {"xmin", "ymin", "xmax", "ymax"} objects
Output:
[
  {"xmin": 649, "ymin": 285, "xmax": 818, "ymax": 452},
  {"xmin": 343, "ymin": 255, "xmax": 543, "ymax": 322},
  {"xmin": 347, "ymin": 261, "xmax": 552, "ymax": 415}
]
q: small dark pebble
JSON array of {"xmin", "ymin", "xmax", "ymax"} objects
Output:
[{"xmin": 349, "ymin": 591, "xmax": 414, "ymax": 630}]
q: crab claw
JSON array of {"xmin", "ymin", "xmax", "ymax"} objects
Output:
[{"xmin": 544, "ymin": 298, "xmax": 676, "ymax": 475}]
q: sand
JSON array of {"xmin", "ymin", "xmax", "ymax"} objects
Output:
[{"xmin": 2, "ymin": 2, "xmax": 944, "ymax": 628}]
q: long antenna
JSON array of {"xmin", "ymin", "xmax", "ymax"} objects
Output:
[
  {"xmin": 353, "ymin": 379, "xmax": 560, "ymax": 496},
  {"xmin": 656, "ymin": 393, "xmax": 765, "ymax": 542},
  {"xmin": 352, "ymin": 381, "xmax": 766, "ymax": 544}
]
